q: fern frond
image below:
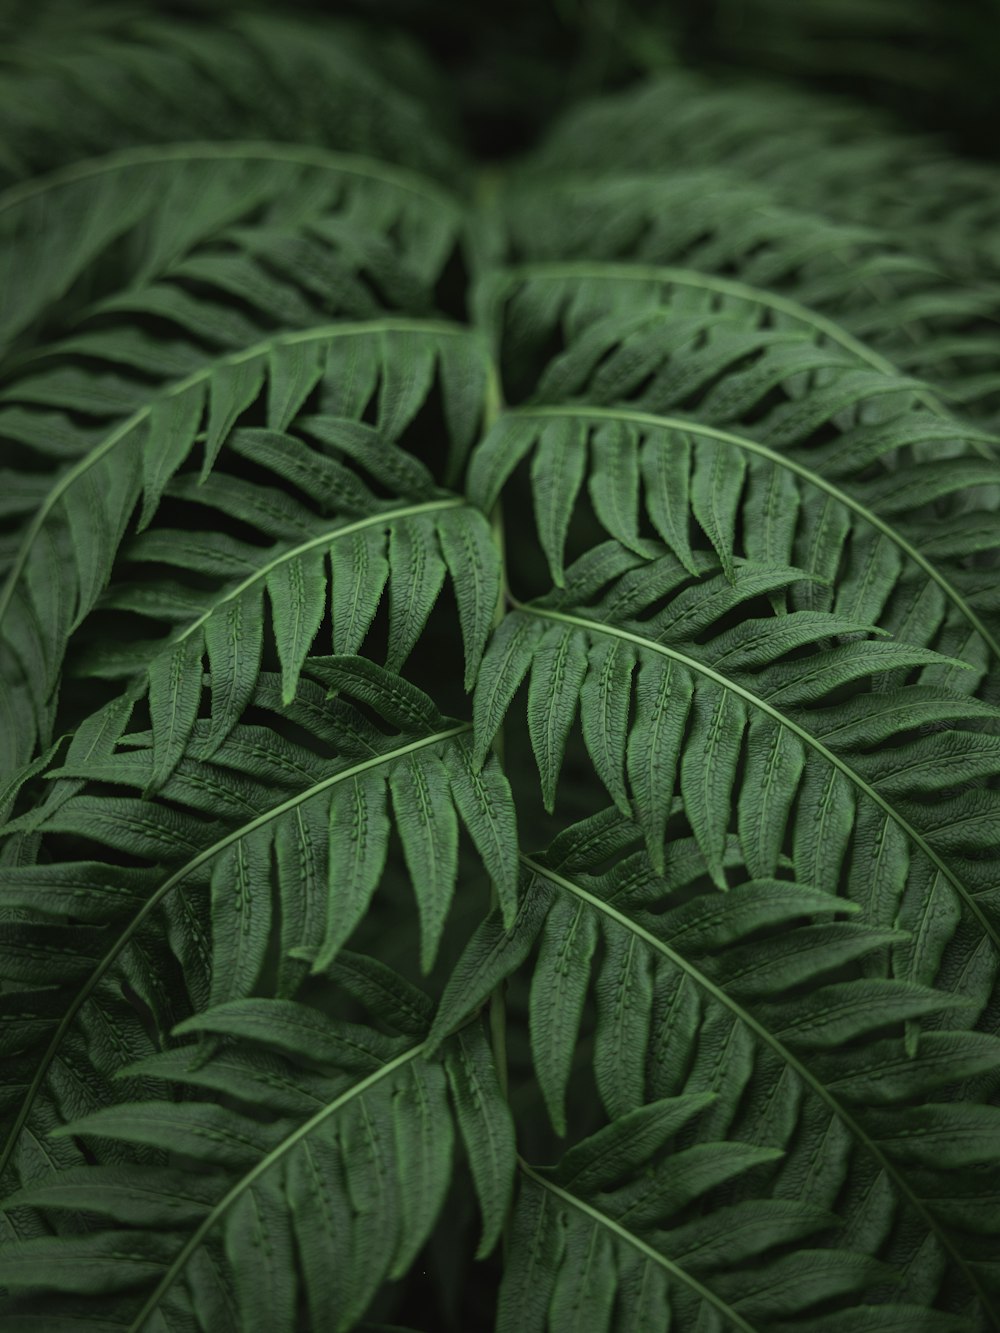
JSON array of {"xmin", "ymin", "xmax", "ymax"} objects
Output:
[
  {"xmin": 527, "ymin": 71, "xmax": 1000, "ymax": 284},
  {"xmin": 0, "ymin": 985, "xmax": 512, "ymax": 1332},
  {"xmin": 0, "ymin": 318, "xmax": 486, "ymax": 776},
  {"xmin": 494, "ymin": 165, "xmax": 1000, "ymax": 426},
  {"xmin": 0, "ymin": 145, "xmax": 461, "ymax": 360},
  {"xmin": 472, "ymin": 546, "xmax": 1000, "ymax": 993},
  {"xmin": 3, "ymin": 15, "xmax": 999, "ymax": 1331},
  {"xmin": 0, "ymin": 660, "xmax": 516, "ymax": 1191},
  {"xmin": 505, "ymin": 1155, "xmax": 899, "ymax": 1333},
  {"xmin": 434, "ymin": 813, "xmax": 1000, "ymax": 1320},
  {"xmin": 0, "ymin": 13, "xmax": 459, "ymax": 190},
  {"xmin": 471, "ymin": 307, "xmax": 1000, "ymax": 702}
]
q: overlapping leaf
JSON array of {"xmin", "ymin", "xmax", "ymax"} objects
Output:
[
  {"xmin": 0, "ymin": 979, "xmax": 512, "ymax": 1333},
  {"xmin": 434, "ymin": 813, "xmax": 1000, "ymax": 1322},
  {"xmin": 0, "ymin": 317, "xmax": 487, "ymax": 778},
  {"xmin": 0, "ymin": 659, "xmax": 518, "ymax": 1199},
  {"xmin": 2, "ymin": 14, "xmax": 1000, "ymax": 1333}
]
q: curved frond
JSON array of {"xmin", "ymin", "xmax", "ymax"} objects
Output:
[
  {"xmin": 0, "ymin": 659, "xmax": 517, "ymax": 1190},
  {"xmin": 434, "ymin": 814, "xmax": 1000, "ymax": 1321},
  {"xmin": 470, "ymin": 308, "xmax": 1000, "ymax": 704},
  {"xmin": 527, "ymin": 71, "xmax": 1000, "ymax": 286},
  {"xmin": 490, "ymin": 159, "xmax": 1000, "ymax": 428},
  {"xmin": 472, "ymin": 545, "xmax": 1000, "ymax": 995},
  {"xmin": 2, "ymin": 14, "xmax": 999, "ymax": 1332},
  {"xmin": 0, "ymin": 13, "xmax": 459, "ymax": 190},
  {"xmin": 0, "ymin": 985, "xmax": 513, "ymax": 1333},
  {"xmin": 0, "ymin": 319, "xmax": 488, "ymax": 776}
]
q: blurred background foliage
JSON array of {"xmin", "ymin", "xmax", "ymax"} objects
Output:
[{"xmin": 1, "ymin": 0, "xmax": 998, "ymax": 159}]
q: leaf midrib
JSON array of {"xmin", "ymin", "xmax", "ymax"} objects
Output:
[
  {"xmin": 515, "ymin": 601, "xmax": 999, "ymax": 955},
  {"xmin": 0, "ymin": 723, "xmax": 470, "ymax": 1180},
  {"xmin": 170, "ymin": 498, "xmax": 467, "ymax": 653},
  {"xmin": 0, "ymin": 141, "xmax": 461, "ymax": 216},
  {"xmin": 126, "ymin": 1038, "xmax": 429, "ymax": 1332},
  {"xmin": 0, "ymin": 318, "xmax": 472, "ymax": 631},
  {"xmin": 517, "ymin": 1158, "xmax": 759, "ymax": 1333},
  {"xmin": 520, "ymin": 855, "xmax": 998, "ymax": 1324},
  {"xmin": 514, "ymin": 404, "xmax": 1000, "ymax": 670},
  {"xmin": 497, "ymin": 261, "xmax": 1000, "ymax": 458}
]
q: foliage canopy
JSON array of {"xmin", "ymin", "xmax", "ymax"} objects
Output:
[{"xmin": 1, "ymin": 6, "xmax": 999, "ymax": 1331}]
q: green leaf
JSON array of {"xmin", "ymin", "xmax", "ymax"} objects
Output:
[
  {"xmin": 823, "ymin": 1031, "xmax": 1000, "ymax": 1104},
  {"xmin": 712, "ymin": 1249, "xmax": 894, "ymax": 1319},
  {"xmin": 287, "ymin": 1128, "xmax": 354, "ymax": 1331},
  {"xmin": 555, "ymin": 1093, "xmax": 715, "ymax": 1193},
  {"xmin": 548, "ymin": 1217, "xmax": 616, "ymax": 1333},
  {"xmin": 532, "ymin": 416, "xmax": 588, "ymax": 586},
  {"xmin": 174, "ymin": 998, "xmax": 396, "ymax": 1068},
  {"xmin": 436, "ymin": 506, "xmax": 501, "ymax": 690},
  {"xmin": 268, "ymin": 340, "xmax": 324, "ymax": 432},
  {"xmin": 309, "ymin": 950, "xmax": 433, "ymax": 1037},
  {"xmin": 138, "ymin": 381, "xmax": 207, "ymax": 530},
  {"xmin": 593, "ymin": 918, "xmax": 654, "ymax": 1118},
  {"xmin": 640, "ymin": 426, "xmax": 697, "ymax": 574},
  {"xmin": 390, "ymin": 751, "xmax": 459, "ymax": 973},
  {"xmin": 3, "ymin": 1165, "xmax": 223, "ymax": 1227},
  {"xmin": 389, "ymin": 1060, "xmax": 454, "ymax": 1278},
  {"xmin": 202, "ymin": 585, "xmax": 265, "ymax": 758},
  {"xmin": 444, "ymin": 1023, "xmax": 516, "ymax": 1260},
  {"xmin": 614, "ymin": 1141, "xmax": 785, "ymax": 1226},
  {"xmin": 588, "ymin": 418, "xmax": 643, "ymax": 552},
  {"xmin": 53, "ymin": 1102, "xmax": 275, "ymax": 1167},
  {"xmin": 267, "ymin": 779, "xmax": 328, "ymax": 997},
  {"xmin": 203, "ymin": 355, "xmax": 266, "ymax": 478},
  {"xmin": 224, "ymin": 1172, "xmax": 297, "ymax": 1333},
  {"xmin": 579, "ymin": 637, "xmax": 635, "ymax": 815},
  {"xmin": 310, "ymin": 655, "xmax": 443, "ymax": 733},
  {"xmin": 330, "ymin": 528, "xmax": 389, "ymax": 657},
  {"xmin": 690, "ymin": 434, "xmax": 747, "ymax": 583},
  {"xmin": 444, "ymin": 737, "xmax": 520, "ymax": 927},
  {"xmin": 496, "ymin": 1184, "xmax": 565, "ymax": 1333},
  {"xmin": 428, "ymin": 872, "xmax": 555, "ymax": 1050},
  {"xmin": 738, "ymin": 716, "xmax": 806, "ymax": 879},
  {"xmin": 146, "ymin": 631, "xmax": 206, "ymax": 793},
  {"xmin": 530, "ymin": 895, "xmax": 598, "ymax": 1135},
  {"xmin": 866, "ymin": 1104, "xmax": 1000, "ymax": 1168},
  {"xmin": 0, "ymin": 1231, "xmax": 178, "ymax": 1295},
  {"xmin": 473, "ymin": 614, "xmax": 546, "ymax": 766},
  {"xmin": 339, "ymin": 1088, "xmax": 403, "ymax": 1324},
  {"xmin": 625, "ymin": 654, "xmax": 693, "ymax": 874},
  {"xmin": 770, "ymin": 979, "xmax": 969, "ymax": 1049},
  {"xmin": 679, "ymin": 683, "xmax": 747, "ymax": 889},
  {"xmin": 267, "ymin": 547, "xmax": 328, "ymax": 705},
  {"xmin": 376, "ymin": 329, "xmax": 437, "ymax": 440},
  {"xmin": 528, "ymin": 625, "xmax": 589, "ymax": 813},
  {"xmin": 439, "ymin": 333, "xmax": 488, "ymax": 482},
  {"xmin": 209, "ymin": 823, "xmax": 274, "ymax": 1006},
  {"xmin": 467, "ymin": 415, "xmax": 541, "ymax": 514},
  {"xmin": 316, "ymin": 769, "xmax": 390, "ymax": 971},
  {"xmin": 386, "ymin": 515, "xmax": 447, "ymax": 671}
]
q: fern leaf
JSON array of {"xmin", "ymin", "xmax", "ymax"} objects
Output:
[
  {"xmin": 501, "ymin": 1139, "xmax": 886, "ymax": 1332},
  {"xmin": 0, "ymin": 662, "xmax": 515, "ymax": 1183},
  {"xmin": 3, "ymin": 18, "xmax": 1000, "ymax": 1330},
  {"xmin": 0, "ymin": 968, "xmax": 513, "ymax": 1331},
  {"xmin": 482, "ymin": 549, "xmax": 1000, "ymax": 989},
  {"xmin": 444, "ymin": 1022, "xmax": 517, "ymax": 1260},
  {"xmin": 446, "ymin": 819, "xmax": 1000, "ymax": 1318}
]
